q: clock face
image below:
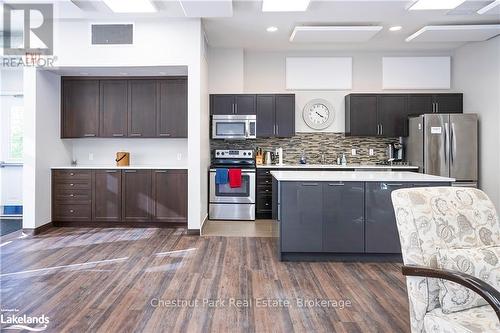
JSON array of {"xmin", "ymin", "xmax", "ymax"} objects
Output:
[
  {"xmin": 307, "ymin": 103, "xmax": 330, "ymax": 125},
  {"xmin": 302, "ymin": 99, "xmax": 335, "ymax": 130}
]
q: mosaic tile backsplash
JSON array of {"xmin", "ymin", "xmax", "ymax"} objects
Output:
[{"xmin": 211, "ymin": 133, "xmax": 400, "ymax": 165}]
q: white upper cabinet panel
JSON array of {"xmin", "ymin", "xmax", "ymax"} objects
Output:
[
  {"xmin": 286, "ymin": 57, "xmax": 352, "ymax": 90},
  {"xmin": 382, "ymin": 56, "xmax": 451, "ymax": 89}
]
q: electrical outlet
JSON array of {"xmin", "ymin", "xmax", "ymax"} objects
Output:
[
  {"xmin": 88, "ymin": 153, "xmax": 94, "ymax": 161},
  {"xmin": 369, "ymin": 149, "xmax": 374, "ymax": 156},
  {"xmin": 177, "ymin": 153, "xmax": 182, "ymax": 161},
  {"xmin": 351, "ymin": 149, "xmax": 357, "ymax": 156}
]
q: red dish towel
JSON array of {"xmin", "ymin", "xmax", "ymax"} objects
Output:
[{"xmin": 228, "ymin": 169, "xmax": 242, "ymax": 188}]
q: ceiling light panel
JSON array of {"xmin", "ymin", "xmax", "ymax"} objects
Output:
[
  {"xmin": 406, "ymin": 25, "xmax": 500, "ymax": 42},
  {"xmin": 290, "ymin": 26, "xmax": 383, "ymax": 43},
  {"xmin": 103, "ymin": 0, "xmax": 156, "ymax": 13},
  {"xmin": 409, "ymin": 0, "xmax": 466, "ymax": 10},
  {"xmin": 262, "ymin": 0, "xmax": 310, "ymax": 12},
  {"xmin": 477, "ymin": 0, "xmax": 500, "ymax": 14}
]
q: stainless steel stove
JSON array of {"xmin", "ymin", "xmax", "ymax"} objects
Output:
[{"xmin": 209, "ymin": 150, "xmax": 256, "ymax": 221}]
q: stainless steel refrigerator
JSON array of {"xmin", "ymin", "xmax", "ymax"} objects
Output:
[{"xmin": 406, "ymin": 114, "xmax": 478, "ymax": 187}]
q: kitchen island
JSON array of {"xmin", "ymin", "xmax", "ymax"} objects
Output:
[{"xmin": 271, "ymin": 171, "xmax": 454, "ymax": 261}]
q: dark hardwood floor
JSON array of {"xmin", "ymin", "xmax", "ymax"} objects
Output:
[{"xmin": 0, "ymin": 227, "xmax": 410, "ymax": 332}]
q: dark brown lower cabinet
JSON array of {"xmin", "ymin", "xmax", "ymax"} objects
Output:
[
  {"xmin": 122, "ymin": 170, "xmax": 152, "ymax": 222},
  {"xmin": 93, "ymin": 170, "xmax": 122, "ymax": 221},
  {"xmin": 152, "ymin": 170, "xmax": 188, "ymax": 222},
  {"xmin": 52, "ymin": 169, "xmax": 188, "ymax": 226}
]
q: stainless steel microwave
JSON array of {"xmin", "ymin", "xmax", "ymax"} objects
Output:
[{"xmin": 211, "ymin": 115, "xmax": 256, "ymax": 139}]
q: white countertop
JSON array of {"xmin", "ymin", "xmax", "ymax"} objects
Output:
[
  {"xmin": 257, "ymin": 163, "xmax": 418, "ymax": 170},
  {"xmin": 270, "ymin": 171, "xmax": 455, "ymax": 183},
  {"xmin": 51, "ymin": 165, "xmax": 187, "ymax": 170}
]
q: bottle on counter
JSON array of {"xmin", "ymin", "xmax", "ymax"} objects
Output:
[
  {"xmin": 299, "ymin": 151, "xmax": 307, "ymax": 164},
  {"xmin": 341, "ymin": 153, "xmax": 347, "ymax": 166}
]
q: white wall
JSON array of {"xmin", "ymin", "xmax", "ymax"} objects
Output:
[
  {"xmin": 209, "ymin": 49, "xmax": 455, "ymax": 132},
  {"xmin": 23, "ymin": 18, "xmax": 208, "ymax": 230},
  {"xmin": 71, "ymin": 139, "xmax": 187, "ymax": 166},
  {"xmin": 200, "ymin": 33, "xmax": 210, "ymax": 227},
  {"xmin": 208, "ymin": 48, "xmax": 244, "ymax": 93},
  {"xmin": 453, "ymin": 36, "xmax": 500, "ymax": 209},
  {"xmin": 23, "ymin": 68, "xmax": 72, "ymax": 229}
]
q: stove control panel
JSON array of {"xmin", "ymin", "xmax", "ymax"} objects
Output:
[{"xmin": 214, "ymin": 150, "xmax": 253, "ymax": 159}]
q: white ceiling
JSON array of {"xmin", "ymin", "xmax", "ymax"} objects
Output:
[
  {"xmin": 45, "ymin": 65, "xmax": 188, "ymax": 76},
  {"xmin": 203, "ymin": 0, "xmax": 500, "ymax": 51},
  {"xmin": 2, "ymin": 0, "xmax": 499, "ymax": 51}
]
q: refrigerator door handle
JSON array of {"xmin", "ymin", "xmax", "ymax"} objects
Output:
[
  {"xmin": 432, "ymin": 102, "xmax": 435, "ymax": 113},
  {"xmin": 444, "ymin": 122, "xmax": 449, "ymax": 164},
  {"xmin": 451, "ymin": 122, "xmax": 456, "ymax": 164}
]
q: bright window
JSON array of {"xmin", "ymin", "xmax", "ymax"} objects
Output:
[{"xmin": 8, "ymin": 106, "xmax": 23, "ymax": 161}]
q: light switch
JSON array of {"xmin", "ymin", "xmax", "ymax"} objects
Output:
[
  {"xmin": 369, "ymin": 149, "xmax": 374, "ymax": 156},
  {"xmin": 351, "ymin": 149, "xmax": 357, "ymax": 156}
]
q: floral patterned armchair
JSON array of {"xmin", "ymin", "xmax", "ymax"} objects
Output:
[{"xmin": 391, "ymin": 187, "xmax": 500, "ymax": 333}]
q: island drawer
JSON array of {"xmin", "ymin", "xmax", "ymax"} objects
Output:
[{"xmin": 54, "ymin": 181, "xmax": 91, "ymax": 191}]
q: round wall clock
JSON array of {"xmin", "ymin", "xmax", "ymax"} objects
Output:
[{"xmin": 302, "ymin": 99, "xmax": 335, "ymax": 130}]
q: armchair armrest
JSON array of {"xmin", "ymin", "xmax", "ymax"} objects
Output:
[{"xmin": 402, "ymin": 265, "xmax": 500, "ymax": 321}]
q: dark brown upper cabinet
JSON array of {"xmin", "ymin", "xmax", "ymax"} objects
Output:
[
  {"xmin": 61, "ymin": 77, "xmax": 188, "ymax": 139},
  {"xmin": 256, "ymin": 95, "xmax": 275, "ymax": 137},
  {"xmin": 62, "ymin": 79, "xmax": 100, "ymax": 138},
  {"xmin": 346, "ymin": 93, "xmax": 463, "ymax": 137},
  {"xmin": 157, "ymin": 78, "xmax": 188, "ymax": 138},
  {"xmin": 152, "ymin": 170, "xmax": 188, "ymax": 223},
  {"xmin": 407, "ymin": 93, "xmax": 462, "ymax": 114},
  {"xmin": 345, "ymin": 94, "xmax": 378, "ymax": 137},
  {"xmin": 99, "ymin": 80, "xmax": 128, "ymax": 138},
  {"xmin": 275, "ymin": 94, "xmax": 295, "ymax": 138},
  {"xmin": 128, "ymin": 80, "xmax": 157, "ymax": 138},
  {"xmin": 93, "ymin": 170, "xmax": 122, "ymax": 222},
  {"xmin": 377, "ymin": 95, "xmax": 409, "ymax": 137},
  {"xmin": 122, "ymin": 169, "xmax": 152, "ymax": 222},
  {"xmin": 255, "ymin": 94, "xmax": 296, "ymax": 138},
  {"xmin": 210, "ymin": 94, "xmax": 256, "ymax": 115}
]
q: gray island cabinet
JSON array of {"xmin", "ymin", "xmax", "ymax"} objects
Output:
[{"xmin": 272, "ymin": 171, "xmax": 454, "ymax": 261}]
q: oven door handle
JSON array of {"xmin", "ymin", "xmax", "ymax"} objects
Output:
[{"xmin": 210, "ymin": 169, "xmax": 256, "ymax": 173}]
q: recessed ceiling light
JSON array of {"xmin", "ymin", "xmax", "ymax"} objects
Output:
[
  {"xmin": 103, "ymin": 0, "xmax": 156, "ymax": 13},
  {"xmin": 262, "ymin": 0, "xmax": 310, "ymax": 12},
  {"xmin": 477, "ymin": 0, "xmax": 500, "ymax": 14},
  {"xmin": 389, "ymin": 26, "xmax": 402, "ymax": 31},
  {"xmin": 409, "ymin": 0, "xmax": 466, "ymax": 10},
  {"xmin": 266, "ymin": 26, "xmax": 278, "ymax": 32}
]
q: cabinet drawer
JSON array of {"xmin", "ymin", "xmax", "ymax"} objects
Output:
[
  {"xmin": 257, "ymin": 177, "xmax": 272, "ymax": 186},
  {"xmin": 53, "ymin": 170, "xmax": 91, "ymax": 181},
  {"xmin": 257, "ymin": 194, "xmax": 272, "ymax": 211},
  {"xmin": 54, "ymin": 190, "xmax": 91, "ymax": 203},
  {"xmin": 54, "ymin": 182, "xmax": 91, "ymax": 191},
  {"xmin": 53, "ymin": 204, "xmax": 91, "ymax": 220},
  {"xmin": 257, "ymin": 169, "xmax": 272, "ymax": 176},
  {"xmin": 257, "ymin": 186, "xmax": 272, "ymax": 195}
]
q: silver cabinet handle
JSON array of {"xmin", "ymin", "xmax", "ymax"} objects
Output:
[
  {"xmin": 106, "ymin": 170, "xmax": 117, "ymax": 173},
  {"xmin": 380, "ymin": 124, "xmax": 383, "ymax": 135},
  {"xmin": 84, "ymin": 133, "xmax": 96, "ymax": 137},
  {"xmin": 155, "ymin": 170, "xmax": 167, "ymax": 173},
  {"xmin": 124, "ymin": 170, "xmax": 137, "ymax": 173},
  {"xmin": 69, "ymin": 172, "xmax": 75, "ymax": 176},
  {"xmin": 112, "ymin": 134, "xmax": 124, "ymax": 137},
  {"xmin": 328, "ymin": 182, "xmax": 344, "ymax": 186},
  {"xmin": 159, "ymin": 133, "xmax": 171, "ymax": 137},
  {"xmin": 235, "ymin": 103, "xmax": 238, "ymax": 114},
  {"xmin": 386, "ymin": 183, "xmax": 404, "ymax": 186},
  {"xmin": 70, "ymin": 183, "xmax": 74, "ymax": 186},
  {"xmin": 436, "ymin": 102, "xmax": 439, "ymax": 113},
  {"xmin": 377, "ymin": 124, "xmax": 381, "ymax": 135},
  {"xmin": 69, "ymin": 209, "xmax": 75, "ymax": 213},
  {"xmin": 232, "ymin": 103, "xmax": 235, "ymax": 114},
  {"xmin": 302, "ymin": 183, "xmax": 319, "ymax": 186},
  {"xmin": 69, "ymin": 194, "xmax": 74, "ymax": 197},
  {"xmin": 130, "ymin": 133, "xmax": 142, "ymax": 137}
]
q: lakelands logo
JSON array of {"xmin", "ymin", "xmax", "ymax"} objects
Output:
[
  {"xmin": 1, "ymin": 313, "xmax": 50, "ymax": 331},
  {"xmin": 2, "ymin": 3, "xmax": 53, "ymax": 55}
]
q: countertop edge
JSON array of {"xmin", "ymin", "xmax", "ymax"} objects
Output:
[
  {"xmin": 51, "ymin": 166, "xmax": 188, "ymax": 170},
  {"xmin": 256, "ymin": 164, "xmax": 419, "ymax": 169},
  {"xmin": 270, "ymin": 171, "xmax": 455, "ymax": 183}
]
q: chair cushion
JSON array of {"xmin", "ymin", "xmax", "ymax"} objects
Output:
[
  {"xmin": 424, "ymin": 305, "xmax": 500, "ymax": 333},
  {"xmin": 437, "ymin": 246, "xmax": 500, "ymax": 313}
]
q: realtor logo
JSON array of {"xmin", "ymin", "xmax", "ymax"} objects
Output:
[{"xmin": 2, "ymin": 3, "xmax": 53, "ymax": 55}]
